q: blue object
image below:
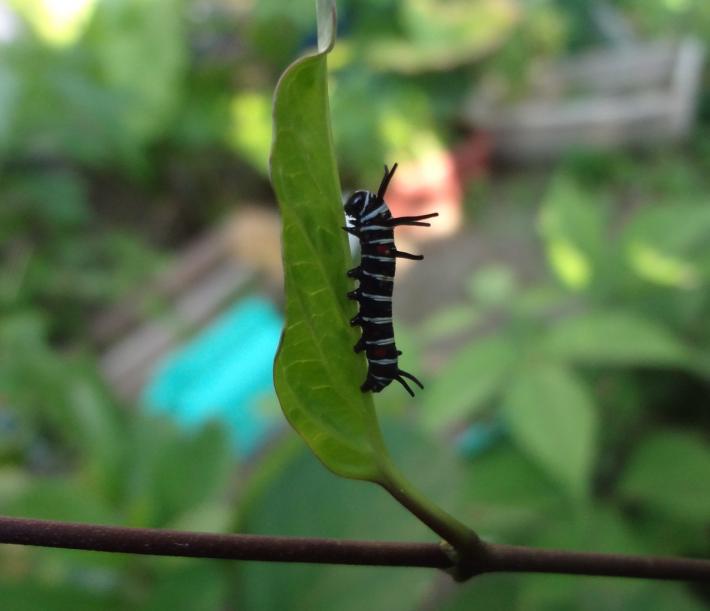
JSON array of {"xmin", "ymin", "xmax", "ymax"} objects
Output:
[
  {"xmin": 456, "ymin": 420, "xmax": 505, "ymax": 458},
  {"xmin": 142, "ymin": 297, "xmax": 284, "ymax": 456}
]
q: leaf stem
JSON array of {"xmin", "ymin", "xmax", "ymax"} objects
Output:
[{"xmin": 379, "ymin": 461, "xmax": 488, "ymax": 580}]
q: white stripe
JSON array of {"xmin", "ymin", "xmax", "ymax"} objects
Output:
[
  {"xmin": 361, "ymin": 202, "xmax": 388, "ymax": 222},
  {"xmin": 362, "ymin": 255, "xmax": 393, "ymax": 262},
  {"xmin": 367, "ymin": 238, "xmax": 394, "ymax": 244},
  {"xmin": 366, "ymin": 338, "xmax": 395, "ymax": 346},
  {"xmin": 370, "ymin": 358, "xmax": 398, "ymax": 365},
  {"xmin": 361, "ymin": 316, "xmax": 391, "ymax": 324},
  {"xmin": 362, "ymin": 270, "xmax": 393, "ymax": 281},
  {"xmin": 360, "ymin": 225, "xmax": 389, "ymax": 231},
  {"xmin": 361, "ymin": 292, "xmax": 391, "ymax": 302},
  {"xmin": 372, "ymin": 375, "xmax": 391, "ymax": 381}
]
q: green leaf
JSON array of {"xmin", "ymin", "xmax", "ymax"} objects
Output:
[
  {"xmin": 0, "ymin": 60, "xmax": 20, "ymax": 148},
  {"xmin": 122, "ymin": 418, "xmax": 233, "ymax": 527},
  {"xmin": 622, "ymin": 202, "xmax": 710, "ymax": 288},
  {"xmin": 501, "ymin": 363, "xmax": 598, "ymax": 499},
  {"xmin": 543, "ymin": 311, "xmax": 689, "ymax": 367},
  {"xmin": 419, "ymin": 303, "xmax": 481, "ymax": 342},
  {"xmin": 423, "ymin": 335, "xmax": 516, "ymax": 432},
  {"xmin": 89, "ymin": 0, "xmax": 187, "ymax": 144},
  {"xmin": 460, "ymin": 442, "xmax": 562, "ymax": 537},
  {"xmin": 438, "ymin": 574, "xmax": 519, "ymax": 611},
  {"xmin": 0, "ymin": 478, "xmax": 118, "ymax": 524},
  {"xmin": 270, "ymin": 4, "xmax": 477, "ymax": 561},
  {"xmin": 366, "ymin": 0, "xmax": 518, "ymax": 72},
  {"xmin": 619, "ymin": 431, "xmax": 710, "ymax": 522},
  {"xmin": 143, "ymin": 563, "xmax": 227, "ymax": 611},
  {"xmin": 270, "ymin": 0, "xmax": 387, "ymax": 481},
  {"xmin": 538, "ymin": 173, "xmax": 606, "ymax": 290},
  {"xmin": 465, "ymin": 264, "xmax": 517, "ymax": 308},
  {"xmin": 0, "ymin": 580, "xmax": 122, "ymax": 611}
]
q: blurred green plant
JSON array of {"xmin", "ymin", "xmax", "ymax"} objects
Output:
[
  {"xmin": 0, "ymin": 310, "xmax": 236, "ymax": 609},
  {"xmin": 1, "ymin": 0, "xmax": 709, "ymax": 608},
  {"xmin": 418, "ymin": 156, "xmax": 710, "ymax": 607}
]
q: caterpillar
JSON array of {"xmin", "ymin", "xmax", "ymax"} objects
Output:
[{"xmin": 343, "ymin": 164, "xmax": 438, "ymax": 397}]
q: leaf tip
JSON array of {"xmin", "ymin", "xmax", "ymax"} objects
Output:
[{"xmin": 317, "ymin": 0, "xmax": 336, "ymax": 54}]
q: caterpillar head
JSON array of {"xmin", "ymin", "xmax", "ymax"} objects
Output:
[{"xmin": 344, "ymin": 190, "xmax": 372, "ymax": 222}]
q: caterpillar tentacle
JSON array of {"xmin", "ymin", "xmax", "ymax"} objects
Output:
[
  {"xmin": 395, "ymin": 375, "xmax": 415, "ymax": 397},
  {"xmin": 398, "ymin": 369, "xmax": 424, "ymax": 389},
  {"xmin": 393, "ymin": 250, "xmax": 423, "ymax": 261},
  {"xmin": 387, "ymin": 213, "xmax": 439, "ymax": 227}
]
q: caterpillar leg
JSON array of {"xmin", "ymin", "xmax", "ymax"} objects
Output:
[
  {"xmin": 398, "ymin": 369, "xmax": 424, "ymax": 389},
  {"xmin": 350, "ymin": 314, "xmax": 363, "ymax": 326},
  {"xmin": 342, "ymin": 226, "xmax": 360, "ymax": 237},
  {"xmin": 394, "ymin": 249, "xmax": 423, "ymax": 261},
  {"xmin": 360, "ymin": 378, "xmax": 379, "ymax": 393},
  {"xmin": 347, "ymin": 266, "xmax": 361, "ymax": 278},
  {"xmin": 353, "ymin": 337, "xmax": 366, "ymax": 353},
  {"xmin": 376, "ymin": 163, "xmax": 398, "ymax": 202},
  {"xmin": 347, "ymin": 289, "xmax": 360, "ymax": 300}
]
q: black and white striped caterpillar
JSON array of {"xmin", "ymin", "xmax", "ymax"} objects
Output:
[{"xmin": 343, "ymin": 164, "xmax": 438, "ymax": 397}]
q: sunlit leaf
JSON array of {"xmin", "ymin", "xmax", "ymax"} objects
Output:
[
  {"xmin": 10, "ymin": 0, "xmax": 96, "ymax": 47},
  {"xmin": 622, "ymin": 202, "xmax": 710, "ymax": 288},
  {"xmin": 538, "ymin": 173, "xmax": 606, "ymax": 290},
  {"xmin": 628, "ymin": 241, "xmax": 700, "ymax": 289},
  {"xmin": 502, "ymin": 363, "xmax": 597, "ymax": 499},
  {"xmin": 271, "ymin": 0, "xmax": 388, "ymax": 481},
  {"xmin": 228, "ymin": 91, "xmax": 272, "ymax": 174}
]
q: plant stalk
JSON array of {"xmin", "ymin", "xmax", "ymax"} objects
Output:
[{"xmin": 378, "ymin": 461, "xmax": 488, "ymax": 580}]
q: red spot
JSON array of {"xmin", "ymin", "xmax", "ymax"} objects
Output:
[
  {"xmin": 373, "ymin": 347, "xmax": 388, "ymax": 358},
  {"xmin": 376, "ymin": 245, "xmax": 390, "ymax": 255}
]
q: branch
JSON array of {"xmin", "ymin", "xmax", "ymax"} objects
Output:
[{"xmin": 0, "ymin": 515, "xmax": 709, "ymax": 582}]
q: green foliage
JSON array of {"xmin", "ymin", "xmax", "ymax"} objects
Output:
[
  {"xmin": 0, "ymin": 348, "xmax": 237, "ymax": 608},
  {"xmin": 1, "ymin": 0, "xmax": 709, "ymax": 608},
  {"xmin": 270, "ymin": 0, "xmax": 388, "ymax": 481},
  {"xmin": 270, "ymin": 2, "xmax": 479, "ymax": 564},
  {"xmin": 502, "ymin": 363, "xmax": 597, "ymax": 500},
  {"xmin": 619, "ymin": 431, "xmax": 710, "ymax": 523},
  {"xmin": 237, "ymin": 424, "xmax": 467, "ymax": 611},
  {"xmin": 543, "ymin": 311, "xmax": 690, "ymax": 367},
  {"xmin": 538, "ymin": 173, "xmax": 607, "ymax": 290},
  {"xmin": 423, "ymin": 334, "xmax": 516, "ymax": 432},
  {"xmin": 460, "ymin": 441, "xmax": 562, "ymax": 537},
  {"xmin": 419, "ymin": 155, "xmax": 710, "ymax": 606}
]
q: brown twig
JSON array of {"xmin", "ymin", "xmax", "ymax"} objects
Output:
[{"xmin": 0, "ymin": 515, "xmax": 708, "ymax": 582}]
